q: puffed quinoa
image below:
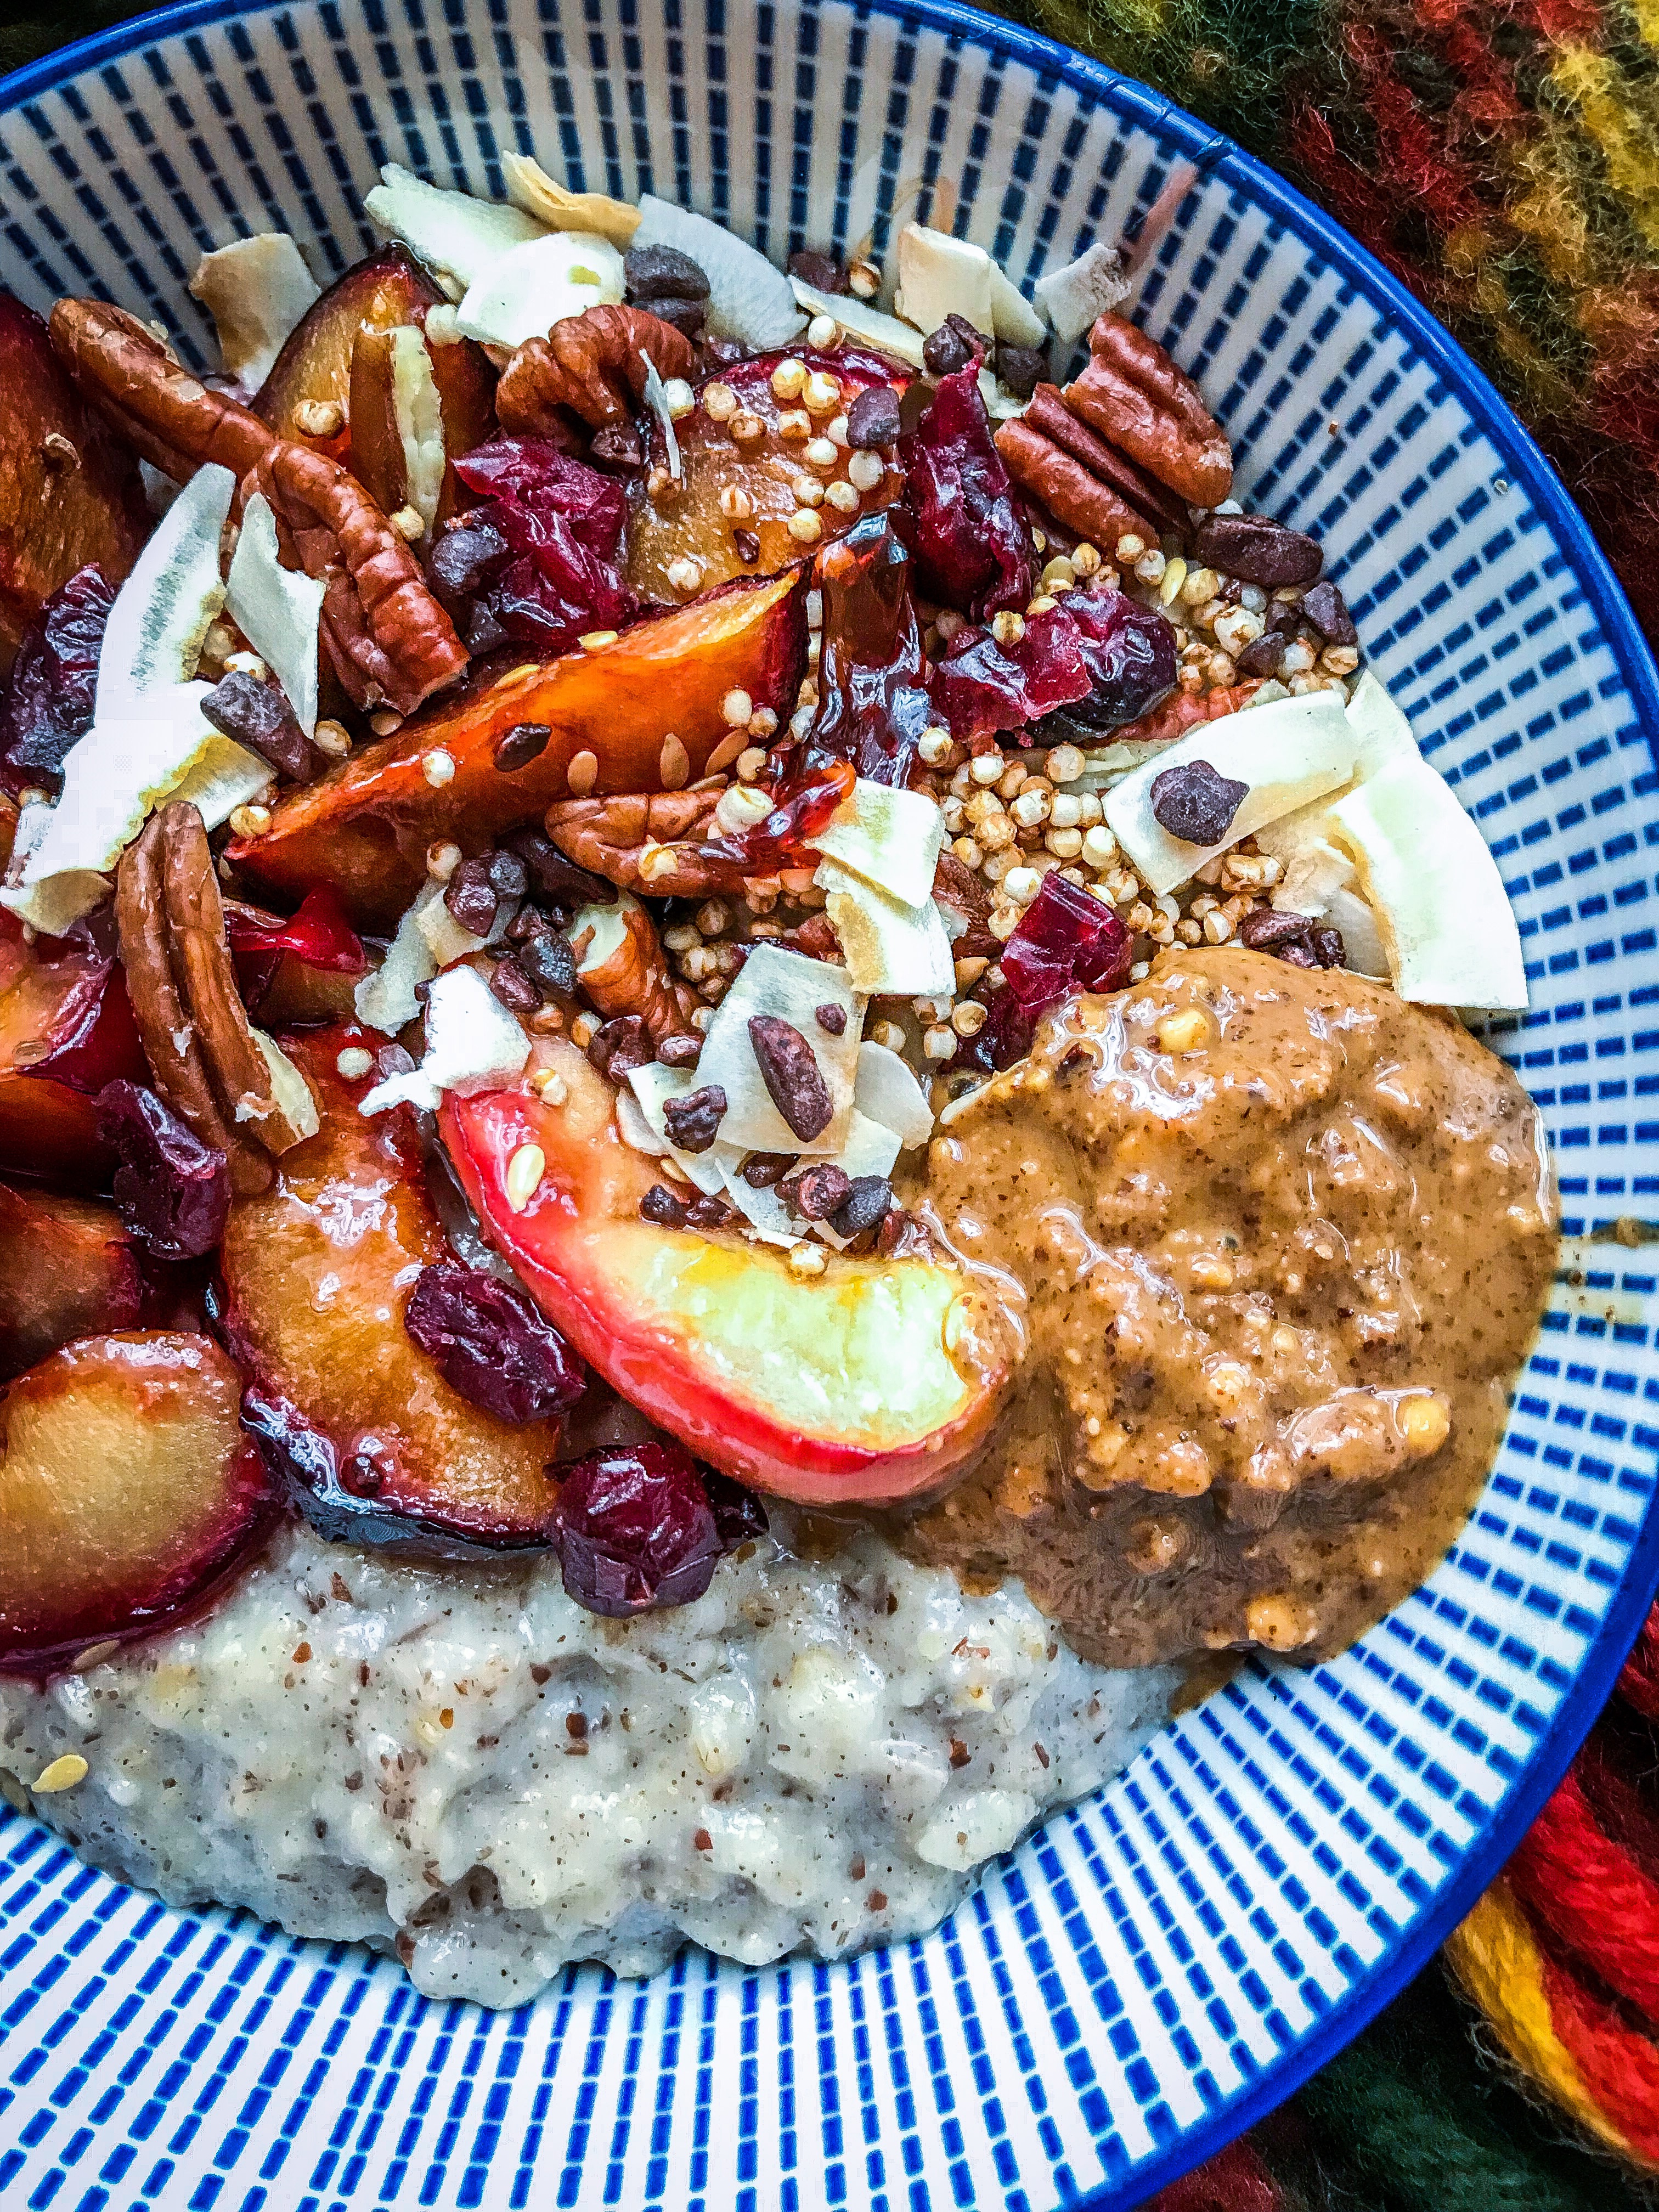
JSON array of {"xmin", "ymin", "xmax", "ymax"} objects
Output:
[
  {"xmin": 719, "ymin": 484, "xmax": 755, "ymax": 520},
  {"xmin": 963, "ymin": 789, "xmax": 1005, "ymax": 827},
  {"xmin": 870, "ymin": 1019, "xmax": 907, "ymax": 1052},
  {"xmin": 421, "ymin": 750, "xmax": 455, "ymax": 788},
  {"xmin": 969, "ymin": 751, "xmax": 1005, "ymax": 786},
  {"xmin": 314, "ymin": 719, "xmax": 351, "ymax": 758},
  {"xmin": 1202, "ymin": 910, "xmax": 1234, "ymax": 944},
  {"xmin": 731, "ymin": 411, "xmax": 766, "ymax": 446},
  {"xmin": 1071, "ymin": 541, "xmax": 1102, "ymax": 577},
  {"xmin": 1115, "ymin": 533, "xmax": 1146, "ymax": 562},
  {"xmin": 848, "ymin": 260, "xmax": 880, "ymax": 298},
  {"xmin": 771, "ymin": 358, "xmax": 807, "ymax": 400},
  {"xmin": 802, "ymin": 370, "xmax": 841, "ymax": 414},
  {"xmin": 735, "ymin": 746, "xmax": 768, "ymax": 782},
  {"xmin": 827, "ymin": 414, "xmax": 850, "ymax": 447},
  {"xmin": 923, "ymin": 1025, "xmax": 956, "ymax": 1059},
  {"xmin": 662, "ymin": 377, "xmax": 696, "ymax": 418},
  {"xmin": 1214, "ymin": 606, "xmax": 1264, "ymax": 656},
  {"xmin": 1003, "ymin": 865, "xmax": 1042, "ymax": 906},
  {"xmin": 979, "ymin": 813, "xmax": 1017, "ymax": 853},
  {"xmin": 990, "ymin": 610, "xmax": 1026, "ymax": 646},
  {"xmin": 1046, "ymin": 826, "xmax": 1084, "ymax": 860},
  {"xmin": 788, "ymin": 509, "xmax": 824, "ymax": 543},
  {"xmin": 1080, "ymin": 825, "xmax": 1118, "ymax": 870},
  {"xmin": 1046, "ymin": 743, "xmax": 1085, "ymax": 785},
  {"xmin": 847, "ymin": 449, "xmax": 885, "ymax": 494},
  {"xmin": 703, "ymin": 382, "xmax": 738, "ymax": 421},
  {"xmin": 918, "ymin": 725, "xmax": 953, "ymax": 768},
  {"xmin": 1180, "ymin": 565, "xmax": 1220, "ymax": 607},
  {"xmin": 722, "ymin": 687, "xmax": 755, "ymax": 726},
  {"xmin": 793, "ymin": 475, "xmax": 825, "ymax": 508},
  {"xmin": 806, "ymin": 314, "xmax": 839, "ymax": 348},
  {"xmin": 994, "ymin": 761, "xmax": 1027, "ymax": 800},
  {"xmin": 988, "ymin": 904, "xmax": 1020, "ymax": 941},
  {"xmin": 1048, "ymin": 793, "xmax": 1083, "ymax": 830},
  {"xmin": 667, "ymin": 556, "xmax": 703, "ymax": 594},
  {"xmin": 777, "ymin": 408, "xmax": 811, "ymax": 441},
  {"xmin": 1134, "ymin": 548, "xmax": 1166, "ymax": 586},
  {"xmin": 1280, "ymin": 639, "xmax": 1317, "ymax": 676},
  {"xmin": 951, "ymin": 1000, "xmax": 988, "ymax": 1037},
  {"xmin": 952, "ymin": 836, "xmax": 985, "ymax": 870},
  {"xmin": 1011, "ymin": 786, "xmax": 1051, "ymax": 828},
  {"xmin": 940, "ymin": 795, "xmax": 966, "ymax": 833},
  {"xmin": 748, "ymin": 707, "xmax": 779, "ymax": 739},
  {"xmin": 1321, "ymin": 645, "xmax": 1361, "ymax": 676},
  {"xmin": 803, "ymin": 437, "xmax": 839, "ymax": 471},
  {"xmin": 427, "ymin": 839, "xmax": 462, "ymax": 881}
]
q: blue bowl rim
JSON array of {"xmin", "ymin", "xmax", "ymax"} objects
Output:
[{"xmin": 4, "ymin": 2, "xmax": 1658, "ymax": 2204}]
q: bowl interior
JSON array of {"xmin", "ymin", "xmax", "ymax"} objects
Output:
[{"xmin": 3, "ymin": 3, "xmax": 1658, "ymax": 2208}]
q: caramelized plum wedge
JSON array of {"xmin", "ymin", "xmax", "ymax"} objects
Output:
[
  {"xmin": 0, "ymin": 1183, "xmax": 153, "ymax": 1383},
  {"xmin": 0, "ymin": 907, "xmax": 146, "ymax": 1184},
  {"xmin": 218, "ymin": 1026, "xmax": 571, "ymax": 1555},
  {"xmin": 0, "ymin": 292, "xmax": 148, "ymax": 675},
  {"xmin": 0, "ymin": 1331, "xmax": 273, "ymax": 1668},
  {"xmin": 228, "ymin": 566, "xmax": 809, "ymax": 924},
  {"xmin": 625, "ymin": 347, "xmax": 906, "ymax": 601}
]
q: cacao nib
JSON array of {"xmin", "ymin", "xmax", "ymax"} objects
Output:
[
  {"xmin": 554, "ymin": 1440, "xmax": 723, "ymax": 1616},
  {"xmin": 625, "ymin": 244, "xmax": 712, "ymax": 302},
  {"xmin": 684, "ymin": 1192, "xmax": 735, "ymax": 1228},
  {"xmin": 445, "ymin": 857, "xmax": 504, "ymax": 938},
  {"xmin": 641, "ymin": 1183, "xmax": 690, "ymax": 1227},
  {"xmin": 502, "ymin": 827, "xmax": 617, "ymax": 909},
  {"xmin": 656, "ymin": 1032, "xmax": 702, "ymax": 1068},
  {"xmin": 662, "ymin": 1083, "xmax": 727, "ymax": 1153},
  {"xmin": 489, "ymin": 956, "xmax": 541, "ymax": 1015},
  {"xmin": 748, "ymin": 1014, "xmax": 833, "ymax": 1141},
  {"xmin": 780, "ymin": 1161, "xmax": 852, "ymax": 1220},
  {"xmin": 1238, "ymin": 906, "xmax": 1317, "ymax": 951},
  {"xmin": 494, "ymin": 721, "xmax": 551, "ymax": 772},
  {"xmin": 647, "ymin": 297, "xmax": 707, "ymax": 339},
  {"xmin": 431, "ymin": 512, "xmax": 512, "ymax": 596},
  {"xmin": 845, "ymin": 385, "xmax": 901, "ymax": 450},
  {"xmin": 928, "ymin": 602, "xmax": 1093, "ymax": 741},
  {"xmin": 517, "ymin": 930, "xmax": 577, "ymax": 999},
  {"xmin": 1065, "ymin": 585, "xmax": 1178, "ymax": 732},
  {"xmin": 1235, "ymin": 630, "xmax": 1285, "ymax": 679},
  {"xmin": 97, "ymin": 1079, "xmax": 230, "ymax": 1260},
  {"xmin": 898, "ymin": 366, "xmax": 1033, "ymax": 619},
  {"xmin": 1299, "ymin": 579, "xmax": 1356, "ymax": 645},
  {"xmin": 589, "ymin": 1014, "xmax": 654, "ymax": 1083},
  {"xmin": 1001, "ymin": 870, "xmax": 1133, "ymax": 1024},
  {"xmin": 740, "ymin": 1151, "xmax": 792, "ymax": 1187},
  {"xmin": 452, "ymin": 437, "xmax": 637, "ymax": 653},
  {"xmin": 877, "ymin": 1204, "xmax": 934, "ymax": 1258},
  {"xmin": 1189, "ymin": 513, "xmax": 1323, "ymax": 589},
  {"xmin": 732, "ymin": 528, "xmax": 761, "ymax": 565},
  {"xmin": 588, "ymin": 423, "xmax": 645, "ymax": 471},
  {"xmin": 1310, "ymin": 924, "xmax": 1346, "ymax": 968},
  {"xmin": 404, "ymin": 1261, "xmax": 585, "ymax": 1424},
  {"xmin": 0, "ymin": 564, "xmax": 112, "ymax": 798},
  {"xmin": 814, "ymin": 1002, "xmax": 847, "ymax": 1035},
  {"xmin": 200, "ymin": 669, "xmax": 317, "ymax": 783},
  {"xmin": 787, "ymin": 247, "xmax": 845, "ymax": 294},
  {"xmin": 993, "ymin": 340, "xmax": 1047, "ymax": 400},
  {"xmin": 1149, "ymin": 758, "xmax": 1249, "ymax": 847},
  {"xmin": 831, "ymin": 1175, "xmax": 893, "ymax": 1239},
  {"xmin": 799, "ymin": 515, "xmax": 934, "ymax": 784},
  {"xmin": 922, "ymin": 314, "xmax": 989, "ymax": 377}
]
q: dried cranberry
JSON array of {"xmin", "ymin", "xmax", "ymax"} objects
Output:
[
  {"xmin": 625, "ymin": 243, "xmax": 711, "ymax": 302},
  {"xmin": 1001, "ymin": 871, "xmax": 1133, "ymax": 1025},
  {"xmin": 704, "ymin": 1469, "xmax": 769, "ymax": 1548},
  {"xmin": 1149, "ymin": 758, "xmax": 1249, "ymax": 847},
  {"xmin": 831, "ymin": 1175, "xmax": 893, "ymax": 1239},
  {"xmin": 845, "ymin": 385, "xmax": 901, "ymax": 450},
  {"xmin": 226, "ymin": 887, "xmax": 366, "ymax": 974},
  {"xmin": 662, "ymin": 1083, "xmax": 727, "ymax": 1153},
  {"xmin": 657, "ymin": 1032, "xmax": 702, "ymax": 1068},
  {"xmin": 928, "ymin": 602, "xmax": 1093, "ymax": 741},
  {"xmin": 200, "ymin": 669, "xmax": 317, "ymax": 782},
  {"xmin": 786, "ymin": 247, "xmax": 844, "ymax": 294},
  {"xmin": 748, "ymin": 1014, "xmax": 833, "ymax": 1141},
  {"xmin": 0, "ymin": 565, "xmax": 113, "ymax": 798},
  {"xmin": 97, "ymin": 1079, "xmax": 230, "ymax": 1260},
  {"xmin": 1064, "ymin": 586, "xmax": 1178, "ymax": 732},
  {"xmin": 554, "ymin": 1441, "xmax": 735, "ymax": 1617},
  {"xmin": 1188, "ymin": 514, "xmax": 1323, "ymax": 589},
  {"xmin": 898, "ymin": 366, "xmax": 1032, "ymax": 619},
  {"xmin": 922, "ymin": 314, "xmax": 989, "ymax": 377},
  {"xmin": 798, "ymin": 516, "xmax": 934, "ymax": 785},
  {"xmin": 405, "ymin": 1262, "xmax": 585, "ymax": 1424},
  {"xmin": 452, "ymin": 438, "xmax": 638, "ymax": 653}
]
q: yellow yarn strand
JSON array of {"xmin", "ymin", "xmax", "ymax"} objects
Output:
[
  {"xmin": 1627, "ymin": 0, "xmax": 1659, "ymax": 55},
  {"xmin": 1444, "ymin": 1880, "xmax": 1633, "ymax": 2160},
  {"xmin": 1551, "ymin": 44, "xmax": 1659, "ymax": 253}
]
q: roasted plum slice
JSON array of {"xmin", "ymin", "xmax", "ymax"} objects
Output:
[
  {"xmin": 0, "ymin": 1182, "xmax": 153, "ymax": 1384},
  {"xmin": 0, "ymin": 1331, "xmax": 274, "ymax": 1668},
  {"xmin": 228, "ymin": 565, "xmax": 809, "ymax": 924},
  {"xmin": 441, "ymin": 1039, "xmax": 1010, "ymax": 1506},
  {"xmin": 0, "ymin": 907, "xmax": 146, "ymax": 1184},
  {"xmin": 624, "ymin": 347, "xmax": 907, "ymax": 601},
  {"xmin": 0, "ymin": 292, "xmax": 148, "ymax": 675},
  {"xmin": 225, "ymin": 887, "xmax": 369, "ymax": 1025},
  {"xmin": 218, "ymin": 1026, "xmax": 571, "ymax": 1555}
]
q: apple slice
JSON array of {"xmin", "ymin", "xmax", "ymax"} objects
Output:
[
  {"xmin": 0, "ymin": 1183, "xmax": 152, "ymax": 1383},
  {"xmin": 218, "ymin": 1025, "xmax": 569, "ymax": 1554},
  {"xmin": 228, "ymin": 565, "xmax": 809, "ymax": 923},
  {"xmin": 0, "ymin": 1331, "xmax": 273, "ymax": 1668},
  {"xmin": 441, "ymin": 1039, "xmax": 1009, "ymax": 1505},
  {"xmin": 0, "ymin": 907, "xmax": 146, "ymax": 1183},
  {"xmin": 0, "ymin": 292, "xmax": 149, "ymax": 676}
]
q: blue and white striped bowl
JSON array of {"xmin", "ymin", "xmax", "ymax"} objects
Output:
[{"xmin": 3, "ymin": 4, "xmax": 1657, "ymax": 2206}]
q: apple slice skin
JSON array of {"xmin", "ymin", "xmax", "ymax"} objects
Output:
[
  {"xmin": 217, "ymin": 1025, "xmax": 567, "ymax": 1556},
  {"xmin": 0, "ymin": 1330, "xmax": 275, "ymax": 1671},
  {"xmin": 228, "ymin": 565, "xmax": 810, "ymax": 924},
  {"xmin": 0, "ymin": 908, "xmax": 147, "ymax": 1184},
  {"xmin": 441, "ymin": 1048, "xmax": 1006, "ymax": 1506},
  {"xmin": 0, "ymin": 293, "xmax": 149, "ymax": 675}
]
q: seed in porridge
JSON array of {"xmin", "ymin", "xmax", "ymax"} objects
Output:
[
  {"xmin": 504, "ymin": 1144, "xmax": 546, "ymax": 1212},
  {"xmin": 1149, "ymin": 759, "xmax": 1249, "ymax": 847},
  {"xmin": 31, "ymin": 1754, "xmax": 88, "ymax": 1793}
]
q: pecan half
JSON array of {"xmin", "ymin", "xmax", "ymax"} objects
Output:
[
  {"xmin": 933, "ymin": 849, "xmax": 998, "ymax": 958},
  {"xmin": 995, "ymin": 413, "xmax": 1151, "ymax": 554},
  {"xmin": 115, "ymin": 804, "xmax": 318, "ymax": 1193},
  {"xmin": 577, "ymin": 899, "xmax": 697, "ymax": 1047},
  {"xmin": 496, "ymin": 305, "xmax": 697, "ymax": 432},
  {"xmin": 251, "ymin": 441, "xmax": 468, "ymax": 718},
  {"xmin": 543, "ymin": 788, "xmax": 736, "ymax": 895},
  {"xmin": 50, "ymin": 299, "xmax": 274, "ymax": 483},
  {"xmin": 1064, "ymin": 312, "xmax": 1233, "ymax": 510}
]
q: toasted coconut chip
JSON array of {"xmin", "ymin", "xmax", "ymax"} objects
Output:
[
  {"xmin": 895, "ymin": 223, "xmax": 995, "ymax": 340},
  {"xmin": 1073, "ymin": 737, "xmax": 1178, "ymax": 792},
  {"xmin": 365, "ymin": 163, "xmax": 546, "ymax": 296},
  {"xmin": 719, "ymin": 1108, "xmax": 902, "ymax": 1251},
  {"xmin": 390, "ymin": 325, "xmax": 447, "ymax": 536},
  {"xmin": 356, "ymin": 884, "xmax": 439, "ymax": 1032},
  {"xmin": 789, "ymin": 277, "xmax": 924, "ymax": 369},
  {"xmin": 189, "ymin": 233, "xmax": 320, "ymax": 391},
  {"xmin": 99, "ymin": 461, "xmax": 235, "ymax": 711},
  {"xmin": 624, "ymin": 1062, "xmax": 732, "ymax": 1197},
  {"xmin": 1102, "ymin": 689, "xmax": 1355, "ymax": 896},
  {"xmin": 816, "ymin": 859, "xmax": 955, "ymax": 997},
  {"xmin": 225, "ymin": 490, "xmax": 326, "ymax": 736},
  {"xmin": 633, "ymin": 195, "xmax": 804, "ymax": 351},
  {"xmin": 693, "ymin": 942, "xmax": 862, "ymax": 1155},
  {"xmin": 0, "ymin": 798, "xmax": 106, "ymax": 935},
  {"xmin": 853, "ymin": 1039, "xmax": 934, "ymax": 1150},
  {"xmin": 456, "ymin": 228, "xmax": 625, "ymax": 352},
  {"xmin": 1344, "ymin": 669, "xmax": 1421, "ymax": 778},
  {"xmin": 248, "ymin": 1028, "xmax": 320, "ymax": 1147},
  {"xmin": 989, "ymin": 264, "xmax": 1047, "ymax": 347},
  {"xmin": 359, "ymin": 962, "xmax": 529, "ymax": 1115},
  {"xmin": 501, "ymin": 153, "xmax": 642, "ymax": 246},
  {"xmin": 1321, "ymin": 883, "xmax": 1390, "ymax": 980},
  {"xmin": 804, "ymin": 779, "xmax": 945, "ymax": 911},
  {"xmin": 716, "ymin": 1159, "xmax": 801, "ymax": 1247},
  {"xmin": 639, "ymin": 351, "xmax": 682, "ymax": 481},
  {"xmin": 1034, "ymin": 243, "xmax": 1130, "ymax": 349}
]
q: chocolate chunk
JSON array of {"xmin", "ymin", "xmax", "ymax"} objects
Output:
[
  {"xmin": 684, "ymin": 1192, "xmax": 735, "ymax": 1229},
  {"xmin": 1310, "ymin": 925, "xmax": 1347, "ymax": 968},
  {"xmin": 376, "ymin": 1043, "xmax": 416, "ymax": 1080},
  {"xmin": 1235, "ymin": 630, "xmax": 1284, "ymax": 679},
  {"xmin": 657, "ymin": 1032, "xmax": 703, "ymax": 1068},
  {"xmin": 1238, "ymin": 906, "xmax": 1317, "ymax": 951},
  {"xmin": 200, "ymin": 669, "xmax": 317, "ymax": 783},
  {"xmin": 494, "ymin": 721, "xmax": 551, "ymax": 773},
  {"xmin": 503, "ymin": 828, "xmax": 617, "ymax": 908},
  {"xmin": 993, "ymin": 340, "xmax": 1047, "ymax": 401},
  {"xmin": 445, "ymin": 857, "xmax": 500, "ymax": 937},
  {"xmin": 787, "ymin": 248, "xmax": 845, "ymax": 295},
  {"xmin": 517, "ymin": 930, "xmax": 577, "ymax": 999},
  {"xmin": 488, "ymin": 956, "xmax": 540, "ymax": 1014},
  {"xmin": 732, "ymin": 528, "xmax": 761, "ymax": 566},
  {"xmin": 646, "ymin": 296, "xmax": 707, "ymax": 340},
  {"xmin": 589, "ymin": 422, "xmax": 645, "ymax": 470},
  {"xmin": 747, "ymin": 1014, "xmax": 834, "ymax": 1141},
  {"xmin": 740, "ymin": 1152, "xmax": 793, "ymax": 1187},
  {"xmin": 625, "ymin": 243, "xmax": 712, "ymax": 302},
  {"xmin": 831, "ymin": 1175, "xmax": 893, "ymax": 1240},
  {"xmin": 641, "ymin": 1183, "xmax": 689, "ymax": 1228},
  {"xmin": 780, "ymin": 1162, "xmax": 853, "ymax": 1221},
  {"xmin": 1149, "ymin": 758, "xmax": 1249, "ymax": 847},
  {"xmin": 845, "ymin": 385, "xmax": 902, "ymax": 450},
  {"xmin": 432, "ymin": 512, "xmax": 510, "ymax": 595},
  {"xmin": 814, "ymin": 1001, "xmax": 848, "ymax": 1035},
  {"xmin": 922, "ymin": 313, "xmax": 989, "ymax": 378},
  {"xmin": 588, "ymin": 1014, "xmax": 654, "ymax": 1082},
  {"xmin": 1299, "ymin": 578, "xmax": 1357, "ymax": 645},
  {"xmin": 1188, "ymin": 513, "xmax": 1323, "ymax": 589},
  {"xmin": 662, "ymin": 1083, "xmax": 727, "ymax": 1153}
]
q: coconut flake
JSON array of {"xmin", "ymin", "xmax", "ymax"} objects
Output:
[
  {"xmin": 501, "ymin": 153, "xmax": 642, "ymax": 246},
  {"xmin": 97, "ymin": 461, "xmax": 235, "ymax": 712},
  {"xmin": 365, "ymin": 164, "xmax": 546, "ymax": 296},
  {"xmin": 789, "ymin": 278, "xmax": 924, "ymax": 369},
  {"xmin": 693, "ymin": 942, "xmax": 862, "ymax": 1154},
  {"xmin": 853, "ymin": 1039, "xmax": 934, "ymax": 1150},
  {"xmin": 804, "ymin": 780, "xmax": 944, "ymax": 910},
  {"xmin": 988, "ymin": 263, "xmax": 1047, "ymax": 346},
  {"xmin": 358, "ymin": 963, "xmax": 529, "ymax": 1115},
  {"xmin": 1033, "ymin": 242, "xmax": 1130, "ymax": 348},
  {"xmin": 250, "ymin": 1028, "xmax": 320, "ymax": 1144},
  {"xmin": 189, "ymin": 233, "xmax": 321, "ymax": 391},
  {"xmin": 455, "ymin": 228, "xmax": 625, "ymax": 352},
  {"xmin": 639, "ymin": 352, "xmax": 682, "ymax": 481},
  {"xmin": 0, "ymin": 798, "xmax": 105, "ymax": 936},
  {"xmin": 356, "ymin": 887, "xmax": 439, "ymax": 1032},
  {"xmin": 1102, "ymin": 689, "xmax": 1355, "ymax": 896},
  {"xmin": 624, "ymin": 1062, "xmax": 732, "ymax": 1196},
  {"xmin": 717, "ymin": 1159, "xmax": 802, "ymax": 1248},
  {"xmin": 895, "ymin": 224, "xmax": 995, "ymax": 340},
  {"xmin": 390, "ymin": 325, "xmax": 446, "ymax": 536},
  {"xmin": 1344, "ymin": 668, "xmax": 1421, "ymax": 779},
  {"xmin": 815, "ymin": 860, "xmax": 955, "ymax": 996},
  {"xmin": 633, "ymin": 196, "xmax": 804, "ymax": 350},
  {"xmin": 225, "ymin": 492, "xmax": 325, "ymax": 736}
]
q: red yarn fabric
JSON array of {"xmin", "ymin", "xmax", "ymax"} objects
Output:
[
  {"xmin": 1146, "ymin": 2136, "xmax": 1286, "ymax": 2209},
  {"xmin": 1617, "ymin": 1609, "xmax": 1659, "ymax": 1721},
  {"xmin": 1539, "ymin": 1944, "xmax": 1659, "ymax": 2164},
  {"xmin": 1506, "ymin": 1770, "xmax": 1659, "ymax": 2022}
]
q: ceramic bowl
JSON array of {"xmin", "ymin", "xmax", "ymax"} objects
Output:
[{"xmin": 2, "ymin": 3, "xmax": 1657, "ymax": 2205}]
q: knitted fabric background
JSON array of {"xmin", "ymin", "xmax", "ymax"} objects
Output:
[{"xmin": 3, "ymin": 0, "xmax": 1659, "ymax": 2203}]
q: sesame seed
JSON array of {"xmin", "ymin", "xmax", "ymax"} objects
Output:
[
  {"xmin": 659, "ymin": 733, "xmax": 691, "ymax": 788},
  {"xmin": 505, "ymin": 1143, "xmax": 546, "ymax": 1212},
  {"xmin": 567, "ymin": 749, "xmax": 599, "ymax": 797}
]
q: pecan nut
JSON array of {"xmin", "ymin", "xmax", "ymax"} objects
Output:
[
  {"xmin": 115, "ymin": 803, "xmax": 319, "ymax": 1193},
  {"xmin": 543, "ymin": 788, "xmax": 740, "ymax": 895},
  {"xmin": 50, "ymin": 298, "xmax": 274, "ymax": 484},
  {"xmin": 1064, "ymin": 312, "xmax": 1233, "ymax": 510},
  {"xmin": 995, "ymin": 411, "xmax": 1152, "ymax": 554},
  {"xmin": 496, "ymin": 305, "xmax": 697, "ymax": 432},
  {"xmin": 252, "ymin": 440, "xmax": 468, "ymax": 718},
  {"xmin": 575, "ymin": 898, "xmax": 697, "ymax": 1047}
]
